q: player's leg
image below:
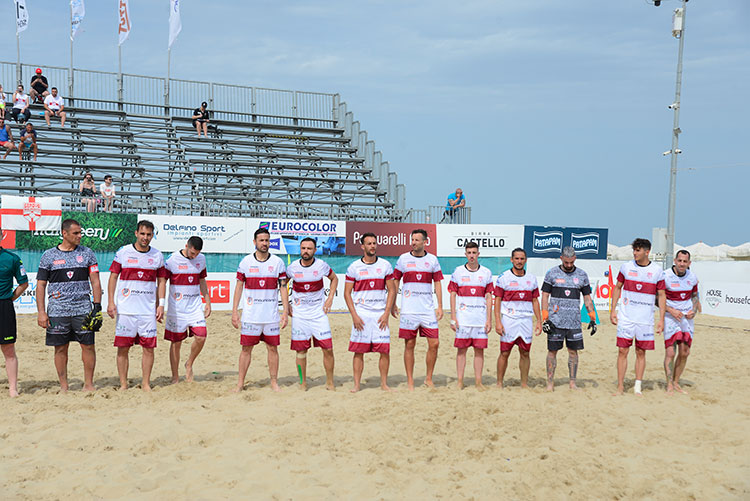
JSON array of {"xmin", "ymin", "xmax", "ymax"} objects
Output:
[
  {"xmin": 266, "ymin": 343, "xmax": 281, "ymax": 392},
  {"xmin": 351, "ymin": 352, "xmax": 364, "ymax": 393},
  {"xmin": 296, "ymin": 348, "xmax": 309, "ymax": 390},
  {"xmin": 116, "ymin": 346, "xmax": 130, "ymax": 390},
  {"xmin": 1, "ymin": 344, "xmax": 19, "ymax": 397},
  {"xmin": 80, "ymin": 343, "xmax": 96, "ymax": 391},
  {"xmin": 425, "ymin": 335, "xmax": 439, "ymax": 388},
  {"xmin": 546, "ymin": 350, "xmax": 558, "ymax": 391},
  {"xmin": 378, "ymin": 352, "xmax": 391, "ymax": 391},
  {"xmin": 53, "ymin": 343, "xmax": 70, "ymax": 392},
  {"xmin": 664, "ymin": 342, "xmax": 676, "ymax": 393},
  {"xmin": 456, "ymin": 347, "xmax": 468, "ymax": 389},
  {"xmin": 473, "ymin": 346, "xmax": 485, "ymax": 390},
  {"xmin": 322, "ymin": 348, "xmax": 335, "ymax": 391},
  {"xmin": 235, "ymin": 345, "xmax": 253, "ymax": 392},
  {"xmin": 403, "ymin": 337, "xmax": 416, "ymax": 390},
  {"xmin": 519, "ymin": 347, "xmax": 531, "ymax": 388},
  {"xmin": 169, "ymin": 339, "xmax": 182, "ymax": 384},
  {"xmin": 184, "ymin": 332, "xmax": 206, "ymax": 383},
  {"xmin": 615, "ymin": 346, "xmax": 629, "ymax": 395},
  {"xmin": 673, "ymin": 341, "xmax": 691, "ymax": 393},
  {"xmin": 141, "ymin": 345, "xmax": 155, "ymax": 392},
  {"xmin": 567, "ymin": 348, "xmax": 579, "ymax": 389},
  {"xmin": 634, "ymin": 347, "xmax": 646, "ymax": 395},
  {"xmin": 496, "ymin": 349, "xmax": 511, "ymax": 388}
]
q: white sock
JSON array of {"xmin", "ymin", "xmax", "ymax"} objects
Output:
[{"xmin": 634, "ymin": 380, "xmax": 642, "ymax": 394}]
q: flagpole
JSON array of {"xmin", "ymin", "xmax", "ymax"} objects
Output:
[
  {"xmin": 69, "ymin": 4, "xmax": 74, "ymax": 102},
  {"xmin": 117, "ymin": 45, "xmax": 123, "ymax": 111},
  {"xmin": 16, "ymin": 33, "xmax": 21, "ymax": 86},
  {"xmin": 165, "ymin": 47, "xmax": 170, "ymax": 113}
]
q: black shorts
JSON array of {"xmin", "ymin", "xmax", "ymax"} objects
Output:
[
  {"xmin": 46, "ymin": 315, "xmax": 95, "ymax": 346},
  {"xmin": 0, "ymin": 299, "xmax": 17, "ymax": 344},
  {"xmin": 547, "ymin": 327, "xmax": 584, "ymax": 351}
]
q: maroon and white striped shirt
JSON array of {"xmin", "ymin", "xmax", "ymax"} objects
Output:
[
  {"xmin": 109, "ymin": 244, "xmax": 167, "ymax": 315},
  {"xmin": 448, "ymin": 264, "xmax": 493, "ymax": 327},
  {"xmin": 493, "ymin": 269, "xmax": 539, "ymax": 319},
  {"xmin": 616, "ymin": 260, "xmax": 666, "ymax": 324},
  {"xmin": 345, "ymin": 257, "xmax": 394, "ymax": 313},
  {"xmin": 393, "ymin": 252, "xmax": 443, "ymax": 314},
  {"xmin": 286, "ymin": 258, "xmax": 334, "ymax": 319},
  {"xmin": 165, "ymin": 250, "xmax": 207, "ymax": 317},
  {"xmin": 664, "ymin": 267, "xmax": 698, "ymax": 314},
  {"xmin": 236, "ymin": 253, "xmax": 286, "ymax": 322}
]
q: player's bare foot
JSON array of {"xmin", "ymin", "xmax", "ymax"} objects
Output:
[
  {"xmin": 521, "ymin": 383, "xmax": 530, "ymax": 389},
  {"xmin": 59, "ymin": 386, "xmax": 68, "ymax": 394},
  {"xmin": 325, "ymin": 382, "xmax": 335, "ymax": 391},
  {"xmin": 118, "ymin": 384, "xmax": 128, "ymax": 391},
  {"xmin": 270, "ymin": 380, "xmax": 281, "ymax": 393},
  {"xmin": 407, "ymin": 382, "xmax": 415, "ymax": 391},
  {"xmin": 142, "ymin": 384, "xmax": 152, "ymax": 392},
  {"xmin": 299, "ymin": 382, "xmax": 308, "ymax": 391},
  {"xmin": 424, "ymin": 380, "xmax": 436, "ymax": 389},
  {"xmin": 496, "ymin": 381, "xmax": 504, "ymax": 389},
  {"xmin": 231, "ymin": 385, "xmax": 243, "ymax": 393},
  {"xmin": 171, "ymin": 377, "xmax": 180, "ymax": 384},
  {"xmin": 380, "ymin": 384, "xmax": 393, "ymax": 392},
  {"xmin": 546, "ymin": 382, "xmax": 554, "ymax": 392},
  {"xmin": 184, "ymin": 363, "xmax": 194, "ymax": 382},
  {"xmin": 456, "ymin": 381, "xmax": 465, "ymax": 390},
  {"xmin": 9, "ymin": 388, "xmax": 19, "ymax": 398},
  {"xmin": 350, "ymin": 384, "xmax": 360, "ymax": 393},
  {"xmin": 612, "ymin": 387, "xmax": 624, "ymax": 396},
  {"xmin": 674, "ymin": 383, "xmax": 688, "ymax": 394},
  {"xmin": 475, "ymin": 383, "xmax": 486, "ymax": 391},
  {"xmin": 82, "ymin": 385, "xmax": 96, "ymax": 392},
  {"xmin": 569, "ymin": 383, "xmax": 580, "ymax": 391}
]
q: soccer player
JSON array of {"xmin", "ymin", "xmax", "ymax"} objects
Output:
[
  {"xmin": 0, "ymin": 246, "xmax": 28, "ymax": 397},
  {"xmin": 344, "ymin": 232, "xmax": 397, "ymax": 393},
  {"xmin": 286, "ymin": 237, "xmax": 338, "ymax": 391},
  {"xmin": 540, "ymin": 246, "xmax": 596, "ymax": 392},
  {"xmin": 494, "ymin": 248, "xmax": 541, "ymax": 388},
  {"xmin": 231, "ymin": 228, "xmax": 289, "ymax": 392},
  {"xmin": 107, "ymin": 220, "xmax": 168, "ymax": 392},
  {"xmin": 392, "ymin": 229, "xmax": 444, "ymax": 390},
  {"xmin": 663, "ymin": 249, "xmax": 700, "ymax": 394},
  {"xmin": 164, "ymin": 236, "xmax": 211, "ymax": 384},
  {"xmin": 448, "ymin": 241, "xmax": 493, "ymax": 390},
  {"xmin": 610, "ymin": 238, "xmax": 666, "ymax": 396},
  {"xmin": 36, "ymin": 219, "xmax": 102, "ymax": 392}
]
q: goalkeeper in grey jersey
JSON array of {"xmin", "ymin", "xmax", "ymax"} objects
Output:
[{"xmin": 540, "ymin": 246, "xmax": 596, "ymax": 391}]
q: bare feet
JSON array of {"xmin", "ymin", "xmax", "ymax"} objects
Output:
[
  {"xmin": 380, "ymin": 384, "xmax": 393, "ymax": 392},
  {"xmin": 475, "ymin": 383, "xmax": 486, "ymax": 391},
  {"xmin": 142, "ymin": 384, "xmax": 152, "ymax": 392},
  {"xmin": 185, "ymin": 363, "xmax": 194, "ymax": 383},
  {"xmin": 171, "ymin": 377, "xmax": 180, "ymax": 385},
  {"xmin": 456, "ymin": 380, "xmax": 465, "ymax": 390},
  {"xmin": 231, "ymin": 384, "xmax": 243, "ymax": 393},
  {"xmin": 496, "ymin": 381, "xmax": 504, "ymax": 389},
  {"xmin": 546, "ymin": 382, "xmax": 554, "ymax": 392},
  {"xmin": 612, "ymin": 387, "xmax": 624, "ymax": 396},
  {"xmin": 350, "ymin": 384, "xmax": 360, "ymax": 393},
  {"xmin": 325, "ymin": 382, "xmax": 335, "ymax": 391},
  {"xmin": 424, "ymin": 379, "xmax": 436, "ymax": 389},
  {"xmin": 9, "ymin": 388, "xmax": 19, "ymax": 398},
  {"xmin": 674, "ymin": 383, "xmax": 688, "ymax": 394},
  {"xmin": 270, "ymin": 380, "xmax": 281, "ymax": 393},
  {"xmin": 299, "ymin": 382, "xmax": 308, "ymax": 391},
  {"xmin": 59, "ymin": 386, "xmax": 69, "ymax": 394},
  {"xmin": 569, "ymin": 382, "xmax": 580, "ymax": 391},
  {"xmin": 521, "ymin": 383, "xmax": 529, "ymax": 389},
  {"xmin": 82, "ymin": 385, "xmax": 96, "ymax": 392},
  {"xmin": 118, "ymin": 385, "xmax": 128, "ymax": 391}
]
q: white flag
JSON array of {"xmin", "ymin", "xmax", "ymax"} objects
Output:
[
  {"xmin": 168, "ymin": 0, "xmax": 182, "ymax": 48},
  {"xmin": 71, "ymin": 0, "xmax": 85, "ymax": 41},
  {"xmin": 14, "ymin": 0, "xmax": 29, "ymax": 34},
  {"xmin": 118, "ymin": 0, "xmax": 131, "ymax": 46},
  {"xmin": 0, "ymin": 195, "xmax": 62, "ymax": 231}
]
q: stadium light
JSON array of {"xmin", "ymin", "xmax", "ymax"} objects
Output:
[{"xmin": 661, "ymin": 0, "xmax": 688, "ymax": 268}]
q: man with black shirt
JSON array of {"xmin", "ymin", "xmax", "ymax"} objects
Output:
[
  {"xmin": 30, "ymin": 68, "xmax": 49, "ymax": 103},
  {"xmin": 540, "ymin": 246, "xmax": 596, "ymax": 391},
  {"xmin": 37, "ymin": 219, "xmax": 102, "ymax": 392},
  {"xmin": 192, "ymin": 101, "xmax": 210, "ymax": 137}
]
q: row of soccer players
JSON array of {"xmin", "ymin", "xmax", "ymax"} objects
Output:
[{"xmin": 17, "ymin": 220, "xmax": 698, "ymax": 396}]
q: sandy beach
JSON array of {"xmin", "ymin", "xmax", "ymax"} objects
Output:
[{"xmin": 2, "ymin": 311, "xmax": 749, "ymax": 500}]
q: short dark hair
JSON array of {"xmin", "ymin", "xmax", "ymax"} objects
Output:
[
  {"xmin": 511, "ymin": 247, "xmax": 526, "ymax": 258},
  {"xmin": 676, "ymin": 249, "xmax": 691, "ymax": 259},
  {"xmin": 51, "ymin": 87, "xmax": 57, "ymax": 91},
  {"xmin": 104, "ymin": 175, "xmax": 112, "ymax": 181},
  {"xmin": 411, "ymin": 229, "xmax": 428, "ymax": 240},
  {"xmin": 464, "ymin": 241, "xmax": 479, "ymax": 250},
  {"xmin": 62, "ymin": 218, "xmax": 80, "ymax": 232},
  {"xmin": 254, "ymin": 228, "xmax": 270, "ymax": 239},
  {"xmin": 137, "ymin": 220, "xmax": 154, "ymax": 232},
  {"xmin": 300, "ymin": 237, "xmax": 317, "ymax": 247},
  {"xmin": 360, "ymin": 232, "xmax": 377, "ymax": 244},
  {"xmin": 632, "ymin": 238, "xmax": 651, "ymax": 251},
  {"xmin": 187, "ymin": 236, "xmax": 203, "ymax": 251}
]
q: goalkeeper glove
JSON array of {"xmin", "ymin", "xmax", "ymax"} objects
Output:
[{"xmin": 82, "ymin": 302, "xmax": 103, "ymax": 332}]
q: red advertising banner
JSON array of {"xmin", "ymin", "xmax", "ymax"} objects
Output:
[
  {"xmin": 1, "ymin": 229, "xmax": 16, "ymax": 248},
  {"xmin": 346, "ymin": 222, "xmax": 437, "ymax": 256}
]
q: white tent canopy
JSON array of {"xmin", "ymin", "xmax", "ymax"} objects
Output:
[{"xmin": 606, "ymin": 242, "xmax": 750, "ymax": 261}]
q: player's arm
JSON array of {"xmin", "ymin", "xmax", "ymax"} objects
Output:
[
  {"xmin": 107, "ymin": 272, "xmax": 119, "ymax": 318},
  {"xmin": 231, "ymin": 279, "xmax": 244, "ymax": 329},
  {"xmin": 343, "ymin": 280, "xmax": 363, "ymax": 330},
  {"xmin": 323, "ymin": 272, "xmax": 338, "ymax": 313},
  {"xmin": 278, "ymin": 278, "xmax": 289, "ymax": 329},
  {"xmin": 484, "ymin": 291, "xmax": 493, "ymax": 334},
  {"xmin": 36, "ymin": 279, "xmax": 49, "ymax": 328},
  {"xmin": 690, "ymin": 289, "xmax": 701, "ymax": 316},
  {"xmin": 199, "ymin": 277, "xmax": 211, "ymax": 318},
  {"xmin": 583, "ymin": 293, "xmax": 597, "ymax": 335},
  {"xmin": 449, "ymin": 290, "xmax": 457, "ymax": 332},
  {"xmin": 434, "ymin": 279, "xmax": 443, "ymax": 321},
  {"xmin": 494, "ymin": 295, "xmax": 504, "ymax": 335},
  {"xmin": 90, "ymin": 268, "xmax": 102, "ymax": 305},
  {"xmin": 610, "ymin": 281, "xmax": 623, "ymax": 325},
  {"xmin": 381, "ymin": 278, "xmax": 397, "ymax": 329},
  {"xmin": 656, "ymin": 288, "xmax": 666, "ymax": 334},
  {"xmin": 390, "ymin": 268, "xmax": 402, "ymax": 318},
  {"xmin": 156, "ymin": 276, "xmax": 167, "ymax": 322},
  {"xmin": 532, "ymin": 296, "xmax": 542, "ymax": 335}
]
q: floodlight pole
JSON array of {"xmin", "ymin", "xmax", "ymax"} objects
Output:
[{"xmin": 665, "ymin": 0, "xmax": 687, "ymax": 269}]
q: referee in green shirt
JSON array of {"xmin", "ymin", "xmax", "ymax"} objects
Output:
[{"xmin": 0, "ymin": 247, "xmax": 29, "ymax": 397}]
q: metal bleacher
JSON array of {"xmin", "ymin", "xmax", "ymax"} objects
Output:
[{"xmin": 0, "ymin": 61, "xmax": 422, "ymax": 222}]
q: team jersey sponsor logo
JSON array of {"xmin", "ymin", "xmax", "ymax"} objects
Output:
[
  {"xmin": 137, "ymin": 271, "xmax": 144, "ymax": 278},
  {"xmin": 359, "ymin": 270, "xmax": 369, "ymax": 276},
  {"xmin": 174, "ymin": 292, "xmax": 183, "ymax": 301},
  {"xmin": 628, "ymin": 271, "xmax": 638, "ymax": 277},
  {"xmin": 564, "ymin": 289, "xmax": 570, "ymax": 296},
  {"xmin": 294, "ymin": 273, "xmax": 304, "ymax": 279},
  {"xmin": 555, "ymin": 278, "xmax": 565, "ymax": 284},
  {"xmin": 76, "ymin": 255, "xmax": 84, "ymax": 263},
  {"xmin": 188, "ymin": 276, "xmax": 194, "ymax": 283},
  {"xmin": 66, "ymin": 271, "xmax": 74, "ymax": 279},
  {"xmin": 407, "ymin": 262, "xmax": 416, "ymax": 269},
  {"xmin": 461, "ymin": 276, "xmax": 471, "ymax": 282},
  {"xmin": 127, "ymin": 258, "xmax": 138, "ymax": 264},
  {"xmin": 122, "ymin": 288, "xmax": 130, "ymax": 297},
  {"xmin": 178, "ymin": 265, "xmax": 189, "ymax": 270},
  {"xmin": 249, "ymin": 267, "xmax": 259, "ymax": 273},
  {"xmin": 54, "ymin": 259, "xmax": 66, "ymax": 265},
  {"xmin": 510, "ymin": 281, "xmax": 518, "ymax": 287}
]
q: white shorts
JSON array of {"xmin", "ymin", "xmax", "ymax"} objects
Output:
[
  {"xmin": 454, "ymin": 325, "xmax": 488, "ymax": 349},
  {"xmin": 664, "ymin": 314, "xmax": 694, "ymax": 347},
  {"xmin": 240, "ymin": 322, "xmax": 280, "ymax": 346},
  {"xmin": 616, "ymin": 318, "xmax": 655, "ymax": 350},
  {"xmin": 165, "ymin": 311, "xmax": 207, "ymax": 342},
  {"xmin": 114, "ymin": 314, "xmax": 158, "ymax": 348},
  {"xmin": 349, "ymin": 310, "xmax": 390, "ymax": 353},
  {"xmin": 501, "ymin": 316, "xmax": 533, "ymax": 345},
  {"xmin": 291, "ymin": 315, "xmax": 333, "ymax": 351},
  {"xmin": 398, "ymin": 312, "xmax": 439, "ymax": 339}
]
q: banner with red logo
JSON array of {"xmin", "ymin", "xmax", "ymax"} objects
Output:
[
  {"xmin": 345, "ymin": 222, "xmax": 436, "ymax": 256},
  {"xmin": 0, "ymin": 195, "xmax": 62, "ymax": 231}
]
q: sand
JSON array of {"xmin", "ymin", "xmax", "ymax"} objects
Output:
[{"xmin": 2, "ymin": 311, "xmax": 749, "ymax": 500}]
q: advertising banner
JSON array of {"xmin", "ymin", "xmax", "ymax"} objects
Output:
[
  {"xmin": 700, "ymin": 282, "xmax": 750, "ymax": 320},
  {"xmin": 13, "ymin": 211, "xmax": 137, "ymax": 251},
  {"xmin": 248, "ymin": 218, "xmax": 346, "ymax": 256},
  {"xmin": 437, "ymin": 224, "xmax": 524, "ymax": 257},
  {"xmin": 143, "ymin": 215, "xmax": 248, "ymax": 254},
  {"xmin": 346, "ymin": 222, "xmax": 436, "ymax": 256},
  {"xmin": 524, "ymin": 226, "xmax": 608, "ymax": 260}
]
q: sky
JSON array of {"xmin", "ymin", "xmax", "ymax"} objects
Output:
[{"xmin": 0, "ymin": 0, "xmax": 747, "ymax": 245}]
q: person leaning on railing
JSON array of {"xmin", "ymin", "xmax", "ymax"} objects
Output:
[{"xmin": 443, "ymin": 187, "xmax": 466, "ymax": 223}]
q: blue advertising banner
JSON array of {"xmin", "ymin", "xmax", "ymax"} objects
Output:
[{"xmin": 523, "ymin": 226, "xmax": 608, "ymax": 260}]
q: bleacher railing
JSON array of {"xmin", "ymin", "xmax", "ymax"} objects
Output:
[{"xmin": 0, "ymin": 61, "xmax": 337, "ymax": 126}]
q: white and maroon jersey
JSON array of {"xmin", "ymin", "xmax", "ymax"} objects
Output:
[
  {"xmin": 345, "ymin": 257, "xmax": 394, "ymax": 313},
  {"xmin": 286, "ymin": 258, "xmax": 335, "ymax": 319},
  {"xmin": 165, "ymin": 250, "xmax": 207, "ymax": 317},
  {"xmin": 109, "ymin": 244, "xmax": 167, "ymax": 316},
  {"xmin": 448, "ymin": 264, "xmax": 494, "ymax": 327},
  {"xmin": 493, "ymin": 269, "xmax": 539, "ymax": 319},
  {"xmin": 393, "ymin": 252, "xmax": 443, "ymax": 314},
  {"xmin": 616, "ymin": 260, "xmax": 666, "ymax": 325},
  {"xmin": 236, "ymin": 253, "xmax": 286, "ymax": 322},
  {"xmin": 665, "ymin": 267, "xmax": 698, "ymax": 314}
]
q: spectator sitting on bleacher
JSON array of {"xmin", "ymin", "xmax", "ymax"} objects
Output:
[
  {"xmin": 11, "ymin": 85, "xmax": 30, "ymax": 124},
  {"xmin": 29, "ymin": 68, "xmax": 50, "ymax": 104},
  {"xmin": 79, "ymin": 172, "xmax": 97, "ymax": 213},
  {"xmin": 192, "ymin": 101, "xmax": 210, "ymax": 138},
  {"xmin": 18, "ymin": 122, "xmax": 37, "ymax": 162},
  {"xmin": 0, "ymin": 118, "xmax": 15, "ymax": 160},
  {"xmin": 100, "ymin": 175, "xmax": 116, "ymax": 212},
  {"xmin": 0, "ymin": 84, "xmax": 7, "ymax": 120},
  {"xmin": 43, "ymin": 87, "xmax": 66, "ymax": 128}
]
